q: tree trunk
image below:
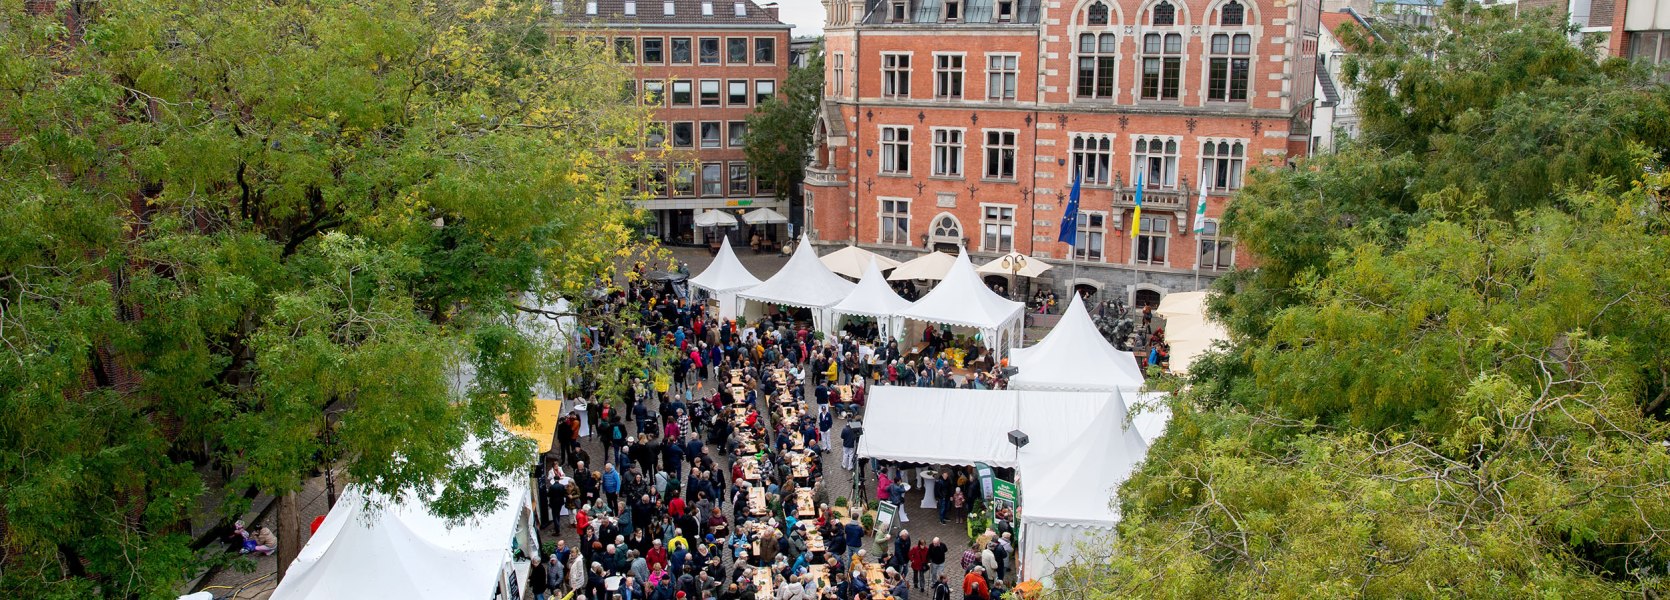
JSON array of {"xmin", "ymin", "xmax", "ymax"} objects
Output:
[{"xmin": 276, "ymin": 491, "xmax": 301, "ymax": 581}]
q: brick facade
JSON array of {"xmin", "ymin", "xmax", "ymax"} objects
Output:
[
  {"xmin": 807, "ymin": 0, "xmax": 1321, "ymax": 303},
  {"xmin": 561, "ymin": 0, "xmax": 792, "ymax": 245}
]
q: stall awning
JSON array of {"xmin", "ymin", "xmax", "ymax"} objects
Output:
[{"xmin": 499, "ymin": 398, "xmax": 563, "ymax": 453}]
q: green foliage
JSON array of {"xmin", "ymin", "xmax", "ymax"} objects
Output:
[
  {"xmin": 1081, "ymin": 4, "xmax": 1670, "ymax": 597},
  {"xmin": 745, "ymin": 40, "xmax": 824, "ymax": 200},
  {"xmin": 0, "ymin": 0, "xmax": 648, "ymax": 597}
]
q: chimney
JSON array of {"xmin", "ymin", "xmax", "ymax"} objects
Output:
[{"xmin": 764, "ymin": 2, "xmax": 780, "ymax": 20}]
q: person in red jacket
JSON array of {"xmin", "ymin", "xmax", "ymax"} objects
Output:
[
  {"xmin": 908, "ymin": 540, "xmax": 930, "ymax": 590},
  {"xmin": 963, "ymin": 566, "xmax": 990, "ymax": 600}
]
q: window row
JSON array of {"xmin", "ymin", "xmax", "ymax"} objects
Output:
[
  {"xmin": 1069, "ymin": 135, "xmax": 1245, "ymax": 190},
  {"xmin": 639, "ymin": 161, "xmax": 772, "ymax": 198},
  {"xmin": 881, "ymin": 127, "xmax": 1019, "ymax": 181},
  {"xmin": 884, "ymin": 128, "xmax": 1247, "ymax": 191},
  {"xmin": 636, "ymin": 79, "xmax": 776, "ymax": 108},
  {"xmin": 1082, "ymin": 0, "xmax": 1249, "ymax": 27},
  {"xmin": 626, "ymin": 36, "xmax": 776, "ymax": 65},
  {"xmin": 875, "ymin": 204, "xmax": 1235, "ymax": 271},
  {"xmin": 1076, "ymin": 32, "xmax": 1252, "ymax": 101},
  {"xmin": 645, "ymin": 120, "xmax": 748, "ymax": 149},
  {"xmin": 878, "ymin": 53, "xmax": 1022, "ymax": 101}
]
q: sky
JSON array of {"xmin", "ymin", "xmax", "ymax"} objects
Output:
[{"xmin": 770, "ymin": 0, "xmax": 829, "ymax": 36}]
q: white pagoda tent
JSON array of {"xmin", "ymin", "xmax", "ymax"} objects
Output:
[
  {"xmin": 735, "ymin": 236, "xmax": 856, "ymax": 333},
  {"xmin": 895, "ymin": 248, "xmax": 1025, "ymax": 353},
  {"xmin": 829, "ymin": 260, "xmax": 912, "ymax": 339},
  {"xmin": 271, "ymin": 442, "xmax": 537, "ymax": 600},
  {"xmin": 1008, "ymin": 294, "xmax": 1145, "ymax": 394},
  {"xmin": 688, "ymin": 237, "xmax": 761, "ymax": 319}
]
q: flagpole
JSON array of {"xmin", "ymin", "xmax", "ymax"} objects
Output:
[{"xmin": 1193, "ymin": 173, "xmax": 1201, "ymax": 292}]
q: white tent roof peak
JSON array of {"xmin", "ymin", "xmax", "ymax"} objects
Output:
[
  {"xmin": 735, "ymin": 236, "xmax": 856, "ymax": 309},
  {"xmin": 896, "ymin": 247, "xmax": 1023, "ymax": 331},
  {"xmin": 830, "ymin": 259, "xmax": 912, "ymax": 318},
  {"xmin": 689, "ymin": 237, "xmax": 762, "ymax": 295},
  {"xmin": 1009, "ymin": 294, "xmax": 1145, "ymax": 393}
]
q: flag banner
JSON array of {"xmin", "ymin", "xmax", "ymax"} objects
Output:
[
  {"xmin": 1193, "ymin": 182, "xmax": 1209, "ymax": 234},
  {"xmin": 1132, "ymin": 171, "xmax": 1145, "ymax": 239},
  {"xmin": 1058, "ymin": 169, "xmax": 1082, "ymax": 245}
]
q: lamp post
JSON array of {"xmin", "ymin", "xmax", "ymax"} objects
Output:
[{"xmin": 1000, "ymin": 254, "xmax": 1028, "ymax": 300}]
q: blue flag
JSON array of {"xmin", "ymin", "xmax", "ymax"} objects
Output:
[{"xmin": 1058, "ymin": 168, "xmax": 1082, "ymax": 245}]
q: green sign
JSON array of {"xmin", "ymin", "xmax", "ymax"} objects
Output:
[
  {"xmin": 993, "ymin": 478, "xmax": 1018, "ymax": 509},
  {"xmin": 875, "ymin": 501, "xmax": 899, "ymax": 543}
]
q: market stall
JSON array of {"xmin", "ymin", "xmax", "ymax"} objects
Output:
[
  {"xmin": 895, "ymin": 248, "xmax": 1025, "ymax": 355},
  {"xmin": 1153, "ymin": 290, "xmax": 1229, "ymax": 375},
  {"xmin": 735, "ymin": 237, "xmax": 855, "ymax": 334},
  {"xmin": 270, "ymin": 440, "xmax": 539, "ymax": 600},
  {"xmin": 689, "ymin": 237, "xmax": 762, "ymax": 319},
  {"xmin": 828, "ymin": 261, "xmax": 912, "ymax": 341}
]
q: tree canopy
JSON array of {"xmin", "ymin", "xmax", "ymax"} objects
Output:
[
  {"xmin": 0, "ymin": 0, "xmax": 647, "ymax": 597},
  {"xmin": 1071, "ymin": 3, "xmax": 1670, "ymax": 597},
  {"xmin": 746, "ymin": 41, "xmax": 823, "ymax": 202}
]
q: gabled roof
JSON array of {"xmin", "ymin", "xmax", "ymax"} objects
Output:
[
  {"xmin": 736, "ymin": 236, "xmax": 856, "ymax": 309},
  {"xmin": 689, "ymin": 237, "xmax": 762, "ymax": 294},
  {"xmin": 895, "ymin": 247, "xmax": 1023, "ymax": 331},
  {"xmin": 1008, "ymin": 294, "xmax": 1145, "ymax": 393},
  {"xmin": 830, "ymin": 260, "xmax": 912, "ymax": 318}
]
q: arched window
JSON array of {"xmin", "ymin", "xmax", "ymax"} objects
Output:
[
  {"xmin": 1151, "ymin": 1, "xmax": 1175, "ymax": 26},
  {"xmin": 1219, "ymin": 0, "xmax": 1244, "ymax": 25},
  {"xmin": 1086, "ymin": 1, "xmax": 1109, "ymax": 25},
  {"xmin": 931, "ymin": 214, "xmax": 962, "ymax": 243}
]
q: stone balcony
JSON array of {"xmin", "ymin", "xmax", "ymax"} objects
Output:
[{"xmin": 804, "ymin": 166, "xmax": 848, "ymax": 187}]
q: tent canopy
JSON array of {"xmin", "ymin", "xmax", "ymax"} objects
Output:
[
  {"xmin": 830, "ymin": 260, "xmax": 912, "ymax": 319},
  {"xmin": 895, "ymin": 248, "xmax": 1024, "ymax": 348},
  {"xmin": 976, "ymin": 252, "xmax": 1054, "ymax": 278},
  {"xmin": 1154, "ymin": 291, "xmax": 1229, "ymax": 375},
  {"xmin": 887, "ymin": 250, "xmax": 959, "ymax": 281},
  {"xmin": 689, "ymin": 237, "xmax": 762, "ymax": 294},
  {"xmin": 1009, "ymin": 294, "xmax": 1145, "ymax": 393},
  {"xmin": 742, "ymin": 207, "xmax": 790, "ymax": 225},
  {"xmin": 820, "ymin": 245, "xmax": 902, "ymax": 279},
  {"xmin": 735, "ymin": 237, "xmax": 856, "ymax": 324},
  {"xmin": 272, "ymin": 442, "xmax": 531, "ymax": 600},
  {"xmin": 693, "ymin": 209, "xmax": 738, "ymax": 227},
  {"xmin": 855, "ymin": 387, "xmax": 1135, "ymax": 469}
]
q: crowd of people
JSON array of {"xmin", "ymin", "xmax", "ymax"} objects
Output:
[{"xmin": 516, "ymin": 270, "xmax": 1020, "ymax": 600}]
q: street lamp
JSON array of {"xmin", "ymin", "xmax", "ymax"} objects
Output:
[{"xmin": 1000, "ymin": 254, "xmax": 1027, "ymax": 300}]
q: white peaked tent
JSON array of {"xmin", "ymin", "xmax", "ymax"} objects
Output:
[
  {"xmin": 272, "ymin": 443, "xmax": 536, "ymax": 600},
  {"xmin": 829, "ymin": 260, "xmax": 912, "ymax": 339},
  {"xmin": 1154, "ymin": 290, "xmax": 1229, "ymax": 375},
  {"xmin": 855, "ymin": 386, "xmax": 1152, "ymax": 584},
  {"xmin": 819, "ymin": 245, "xmax": 902, "ymax": 279},
  {"xmin": 1018, "ymin": 395, "xmax": 1151, "ymax": 583},
  {"xmin": 896, "ymin": 248, "xmax": 1025, "ymax": 353},
  {"xmin": 887, "ymin": 250, "xmax": 958, "ymax": 281},
  {"xmin": 1009, "ymin": 294, "xmax": 1145, "ymax": 394},
  {"xmin": 735, "ymin": 236, "xmax": 856, "ymax": 333},
  {"xmin": 689, "ymin": 237, "xmax": 761, "ymax": 319}
]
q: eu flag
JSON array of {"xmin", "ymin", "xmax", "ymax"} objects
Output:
[{"xmin": 1058, "ymin": 169, "xmax": 1082, "ymax": 245}]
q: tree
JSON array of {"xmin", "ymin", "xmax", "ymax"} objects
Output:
[
  {"xmin": 1062, "ymin": 3, "xmax": 1670, "ymax": 596},
  {"xmin": 0, "ymin": 1, "xmax": 648, "ymax": 597},
  {"xmin": 746, "ymin": 41, "xmax": 824, "ymax": 204}
]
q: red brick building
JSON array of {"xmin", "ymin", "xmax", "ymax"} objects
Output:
[
  {"xmin": 806, "ymin": 0, "xmax": 1321, "ymax": 305},
  {"xmin": 562, "ymin": 0, "xmax": 793, "ymax": 244}
]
